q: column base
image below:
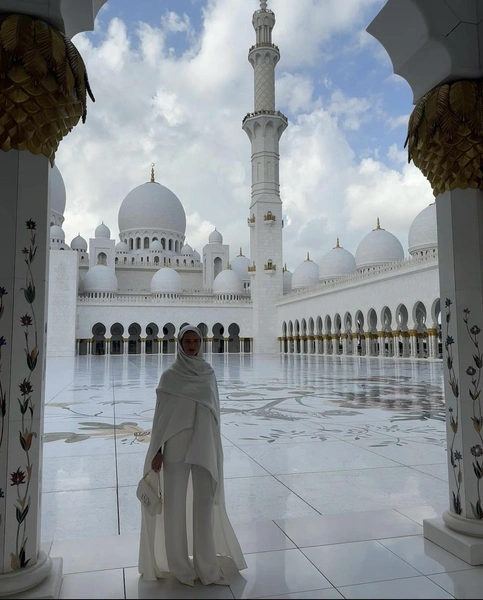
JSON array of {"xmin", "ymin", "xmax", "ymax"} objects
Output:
[
  {"xmin": 0, "ymin": 553, "xmax": 62, "ymax": 598},
  {"xmin": 424, "ymin": 517, "xmax": 483, "ymax": 566}
]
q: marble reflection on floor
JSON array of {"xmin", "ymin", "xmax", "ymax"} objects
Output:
[{"xmin": 42, "ymin": 354, "xmax": 447, "ymax": 541}]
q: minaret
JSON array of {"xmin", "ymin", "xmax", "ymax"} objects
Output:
[{"xmin": 243, "ymin": 0, "xmax": 288, "ymax": 354}]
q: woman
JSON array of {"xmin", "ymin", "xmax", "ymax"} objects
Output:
[{"xmin": 138, "ymin": 325, "xmax": 247, "ymax": 586}]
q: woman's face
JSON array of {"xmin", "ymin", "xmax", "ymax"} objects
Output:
[{"xmin": 181, "ymin": 331, "xmax": 201, "ymax": 356}]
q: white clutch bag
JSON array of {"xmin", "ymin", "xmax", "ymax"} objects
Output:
[{"xmin": 136, "ymin": 471, "xmax": 163, "ymax": 517}]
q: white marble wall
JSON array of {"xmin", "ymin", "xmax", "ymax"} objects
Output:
[
  {"xmin": 47, "ymin": 250, "xmax": 78, "ymax": 357},
  {"xmin": 277, "ymin": 260, "xmax": 440, "ymax": 335},
  {"xmin": 76, "ymin": 303, "xmax": 253, "ymax": 340}
]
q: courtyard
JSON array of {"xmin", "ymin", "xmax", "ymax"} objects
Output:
[{"xmin": 40, "ymin": 354, "xmax": 482, "ymax": 598}]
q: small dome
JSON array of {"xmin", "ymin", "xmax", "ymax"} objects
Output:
[
  {"xmin": 355, "ymin": 220, "xmax": 404, "ymax": 270},
  {"xmin": 408, "ymin": 203, "xmax": 437, "ymax": 255},
  {"xmin": 118, "ymin": 181, "xmax": 186, "ymax": 235},
  {"xmin": 193, "ymin": 249, "xmax": 201, "ymax": 261},
  {"xmin": 71, "ymin": 234, "xmax": 87, "ymax": 250},
  {"xmin": 209, "ymin": 228, "xmax": 223, "ymax": 244},
  {"xmin": 181, "ymin": 243, "xmax": 193, "ymax": 255},
  {"xmin": 83, "ymin": 265, "xmax": 118, "ymax": 293},
  {"xmin": 292, "ymin": 254, "xmax": 320, "ymax": 290},
  {"xmin": 150, "ymin": 239, "xmax": 163, "ymax": 251},
  {"xmin": 49, "ymin": 164, "xmax": 66, "ymax": 220},
  {"xmin": 50, "ymin": 225, "xmax": 65, "ymax": 240},
  {"xmin": 213, "ymin": 268, "xmax": 243, "ymax": 295},
  {"xmin": 150, "ymin": 267, "xmax": 182, "ymax": 294},
  {"xmin": 319, "ymin": 239, "xmax": 356, "ymax": 280},
  {"xmin": 283, "ymin": 267, "xmax": 293, "ymax": 294},
  {"xmin": 95, "ymin": 222, "xmax": 111, "ymax": 239},
  {"xmin": 231, "ymin": 250, "xmax": 250, "ymax": 280},
  {"xmin": 115, "ymin": 241, "xmax": 129, "ymax": 252}
]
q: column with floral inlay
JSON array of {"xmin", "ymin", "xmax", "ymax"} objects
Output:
[
  {"xmin": 368, "ymin": 0, "xmax": 483, "ymax": 563},
  {"xmin": 0, "ymin": 4, "xmax": 106, "ymax": 596}
]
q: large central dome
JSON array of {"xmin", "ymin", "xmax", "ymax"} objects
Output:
[{"xmin": 118, "ymin": 181, "xmax": 186, "ymax": 235}]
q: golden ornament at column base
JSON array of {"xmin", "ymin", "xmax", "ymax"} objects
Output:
[
  {"xmin": 0, "ymin": 14, "xmax": 94, "ymax": 164},
  {"xmin": 406, "ymin": 79, "xmax": 483, "ymax": 196}
]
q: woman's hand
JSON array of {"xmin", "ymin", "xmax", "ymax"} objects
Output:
[{"xmin": 151, "ymin": 451, "xmax": 163, "ymax": 473}]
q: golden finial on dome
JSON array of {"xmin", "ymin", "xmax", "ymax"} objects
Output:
[
  {"xmin": 260, "ymin": 0, "xmax": 267, "ymax": 8},
  {"xmin": 227, "ymin": 261, "xmax": 231, "ymax": 269},
  {"xmin": 150, "ymin": 162, "xmax": 155, "ymax": 183},
  {"xmin": 334, "ymin": 237, "xmax": 340, "ymax": 248},
  {"xmin": 239, "ymin": 247, "xmax": 243, "ymax": 256},
  {"xmin": 373, "ymin": 217, "xmax": 385, "ymax": 231},
  {"xmin": 306, "ymin": 252, "xmax": 310, "ymax": 261}
]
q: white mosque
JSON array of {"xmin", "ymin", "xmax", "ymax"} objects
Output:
[{"xmin": 47, "ymin": 1, "xmax": 441, "ymax": 361}]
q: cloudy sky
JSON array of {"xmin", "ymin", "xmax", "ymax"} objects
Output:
[{"xmin": 57, "ymin": 0, "xmax": 434, "ymax": 270}]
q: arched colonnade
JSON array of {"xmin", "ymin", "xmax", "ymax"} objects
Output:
[{"xmin": 280, "ymin": 299, "xmax": 442, "ymax": 359}]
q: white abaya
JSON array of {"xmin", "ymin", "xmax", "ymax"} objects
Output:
[{"xmin": 138, "ymin": 326, "xmax": 247, "ymax": 583}]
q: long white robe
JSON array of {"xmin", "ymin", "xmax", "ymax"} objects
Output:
[{"xmin": 138, "ymin": 391, "xmax": 247, "ymax": 580}]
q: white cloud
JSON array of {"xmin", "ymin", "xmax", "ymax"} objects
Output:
[
  {"xmin": 58, "ymin": 0, "xmax": 428, "ymax": 274},
  {"xmin": 388, "ymin": 114, "xmax": 410, "ymax": 130}
]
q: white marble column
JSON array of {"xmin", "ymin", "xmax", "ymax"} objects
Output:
[
  {"xmin": 140, "ymin": 338, "xmax": 146, "ymax": 355},
  {"xmin": 408, "ymin": 330, "xmax": 418, "ymax": 358},
  {"xmin": 368, "ymin": 0, "xmax": 483, "ymax": 564},
  {"xmin": 364, "ymin": 335, "xmax": 371, "ymax": 357},
  {"xmin": 0, "ymin": 152, "xmax": 60, "ymax": 595},
  {"xmin": 423, "ymin": 188, "xmax": 483, "ymax": 561},
  {"xmin": 341, "ymin": 334, "xmax": 348, "ymax": 355},
  {"xmin": 378, "ymin": 332, "xmax": 385, "ymax": 357},
  {"xmin": 322, "ymin": 335, "xmax": 329, "ymax": 355},
  {"xmin": 401, "ymin": 333, "xmax": 410, "ymax": 358}
]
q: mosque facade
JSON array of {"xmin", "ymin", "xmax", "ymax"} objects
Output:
[{"xmin": 47, "ymin": 1, "xmax": 441, "ymax": 360}]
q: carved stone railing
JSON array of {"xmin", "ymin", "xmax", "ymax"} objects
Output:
[{"xmin": 78, "ymin": 293, "xmax": 252, "ymax": 305}]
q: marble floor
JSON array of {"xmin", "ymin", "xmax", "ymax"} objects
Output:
[{"xmin": 40, "ymin": 353, "xmax": 483, "ymax": 599}]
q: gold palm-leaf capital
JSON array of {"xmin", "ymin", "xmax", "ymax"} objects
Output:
[
  {"xmin": 406, "ymin": 79, "xmax": 483, "ymax": 196},
  {"xmin": 0, "ymin": 13, "xmax": 94, "ymax": 164}
]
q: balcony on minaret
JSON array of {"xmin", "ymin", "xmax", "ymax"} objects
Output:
[
  {"xmin": 247, "ymin": 215, "xmax": 256, "ymax": 227},
  {"xmin": 249, "ymin": 42, "xmax": 280, "ymax": 53},
  {"xmin": 248, "ymin": 263, "xmax": 256, "ymax": 274},
  {"xmin": 264, "ymin": 260, "xmax": 276, "ymax": 273},
  {"xmin": 242, "ymin": 110, "xmax": 288, "ymax": 126},
  {"xmin": 264, "ymin": 211, "xmax": 276, "ymax": 224}
]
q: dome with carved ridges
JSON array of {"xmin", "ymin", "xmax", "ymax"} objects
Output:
[
  {"xmin": 408, "ymin": 203, "xmax": 437, "ymax": 255},
  {"xmin": 118, "ymin": 181, "xmax": 186, "ymax": 236},
  {"xmin": 231, "ymin": 250, "xmax": 250, "ymax": 280},
  {"xmin": 355, "ymin": 220, "xmax": 404, "ymax": 270},
  {"xmin": 95, "ymin": 222, "xmax": 111, "ymax": 239},
  {"xmin": 71, "ymin": 234, "xmax": 87, "ymax": 250},
  {"xmin": 50, "ymin": 225, "xmax": 65, "ymax": 240},
  {"xmin": 292, "ymin": 254, "xmax": 319, "ymax": 290},
  {"xmin": 209, "ymin": 229, "xmax": 223, "ymax": 244},
  {"xmin": 115, "ymin": 241, "xmax": 129, "ymax": 252},
  {"xmin": 50, "ymin": 164, "xmax": 66, "ymax": 222},
  {"xmin": 213, "ymin": 268, "xmax": 243, "ymax": 295},
  {"xmin": 150, "ymin": 267, "xmax": 182, "ymax": 294},
  {"xmin": 319, "ymin": 240, "xmax": 356, "ymax": 280},
  {"xmin": 83, "ymin": 265, "xmax": 118, "ymax": 293}
]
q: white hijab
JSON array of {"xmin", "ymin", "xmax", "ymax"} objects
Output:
[{"xmin": 158, "ymin": 325, "xmax": 220, "ymax": 423}]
